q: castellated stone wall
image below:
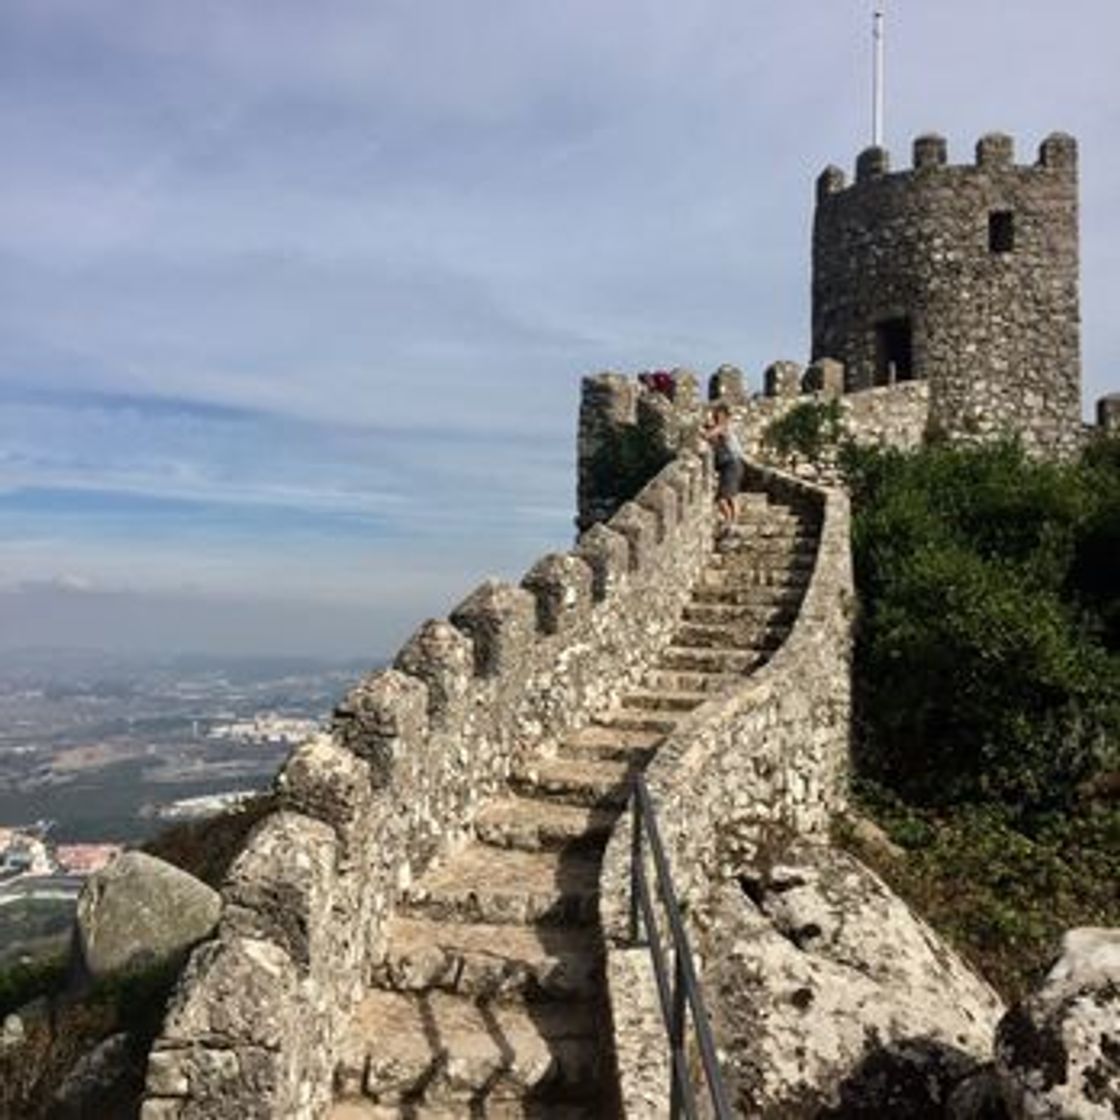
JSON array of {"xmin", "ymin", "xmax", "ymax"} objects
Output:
[
  {"xmin": 813, "ymin": 132, "xmax": 1081, "ymax": 458},
  {"xmin": 578, "ymin": 364, "xmax": 930, "ymax": 525},
  {"xmin": 141, "ymin": 418, "xmax": 721, "ymax": 1119},
  {"xmin": 598, "ymin": 460, "xmax": 854, "ymax": 1115}
]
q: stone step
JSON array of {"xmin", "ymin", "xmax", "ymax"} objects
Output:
[
  {"xmin": 402, "ymin": 844, "xmax": 600, "ymax": 927},
  {"xmin": 657, "ymin": 645, "xmax": 766, "ymax": 674},
  {"xmin": 698, "ymin": 567, "xmax": 810, "ymax": 591},
  {"xmin": 511, "ymin": 757, "xmax": 633, "ymax": 809},
  {"xmin": 735, "ymin": 491, "xmax": 769, "ymax": 513},
  {"xmin": 559, "ymin": 724, "xmax": 662, "ymax": 763},
  {"xmin": 681, "ymin": 601, "xmax": 798, "ymax": 627},
  {"xmin": 335, "ymin": 990, "xmax": 603, "ymax": 1108},
  {"xmin": 673, "ymin": 621, "xmax": 788, "ymax": 651},
  {"xmin": 640, "ymin": 668, "xmax": 740, "ymax": 695},
  {"xmin": 373, "ymin": 916, "xmax": 603, "ymax": 1001},
  {"xmin": 619, "ymin": 688, "xmax": 708, "ymax": 713},
  {"xmin": 707, "ymin": 540, "xmax": 816, "ymax": 566},
  {"xmin": 690, "ymin": 584, "xmax": 804, "ymax": 607},
  {"xmin": 590, "ymin": 708, "xmax": 683, "ymax": 735},
  {"xmin": 329, "ymin": 1099, "xmax": 602, "ymax": 1119},
  {"xmin": 474, "ymin": 796, "xmax": 617, "ymax": 852}
]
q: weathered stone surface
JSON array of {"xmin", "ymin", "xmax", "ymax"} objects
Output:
[
  {"xmin": 995, "ymin": 927, "xmax": 1120, "ymax": 1119},
  {"xmin": 764, "ymin": 360, "xmax": 804, "ymax": 398},
  {"xmin": 803, "ymin": 357, "xmax": 845, "ymax": 398},
  {"xmin": 813, "ymin": 132, "xmax": 1081, "ymax": 458},
  {"xmin": 222, "ymin": 811, "xmax": 338, "ymax": 973},
  {"xmin": 1097, "ymin": 393, "xmax": 1120, "ymax": 433},
  {"xmin": 709, "ymin": 364, "xmax": 748, "ymax": 405},
  {"xmin": 450, "ymin": 579, "xmax": 537, "ymax": 679},
  {"xmin": 159, "ymin": 935, "xmax": 298, "ymax": 1048},
  {"xmin": 52, "ymin": 1031, "xmax": 141, "ymax": 1119},
  {"xmin": 76, "ymin": 852, "xmax": 221, "ymax": 981},
  {"xmin": 705, "ymin": 846, "xmax": 1005, "ymax": 1116},
  {"xmin": 521, "ymin": 552, "xmax": 593, "ymax": 635},
  {"xmin": 331, "ymin": 669, "xmax": 429, "ymax": 787},
  {"xmin": 394, "ymin": 619, "xmax": 473, "ymax": 728},
  {"xmin": 276, "ymin": 732, "xmax": 372, "ymax": 846}
]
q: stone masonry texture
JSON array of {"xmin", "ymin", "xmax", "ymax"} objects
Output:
[
  {"xmin": 136, "ymin": 124, "xmax": 1119, "ymax": 1117},
  {"xmin": 813, "ymin": 132, "xmax": 1082, "ymax": 457}
]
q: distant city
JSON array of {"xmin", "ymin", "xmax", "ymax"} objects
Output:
[{"xmin": 0, "ymin": 647, "xmax": 375, "ymax": 966}]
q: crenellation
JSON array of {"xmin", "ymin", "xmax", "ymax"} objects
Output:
[
  {"xmin": 976, "ymin": 131, "xmax": 1014, "ymax": 168},
  {"xmin": 764, "ymin": 360, "xmax": 804, "ymax": 398},
  {"xmin": 331, "ymin": 669, "xmax": 429, "ymax": 789},
  {"xmin": 709, "ymin": 363, "xmax": 748, "ymax": 404},
  {"xmin": 1098, "ymin": 394, "xmax": 1120, "ymax": 432},
  {"xmin": 802, "ymin": 357, "xmax": 844, "ymax": 397},
  {"xmin": 520, "ymin": 552, "xmax": 594, "ymax": 636},
  {"xmin": 855, "ymin": 144, "xmax": 889, "ymax": 181},
  {"xmin": 669, "ymin": 367, "xmax": 701, "ymax": 406},
  {"xmin": 635, "ymin": 478, "xmax": 677, "ymax": 540},
  {"xmin": 574, "ymin": 522, "xmax": 630, "ymax": 601},
  {"xmin": 394, "ymin": 619, "xmax": 474, "ymax": 730},
  {"xmin": 913, "ymin": 132, "xmax": 947, "ymax": 170},
  {"xmin": 275, "ymin": 735, "xmax": 373, "ymax": 855},
  {"xmin": 654, "ymin": 460, "xmax": 690, "ymax": 523},
  {"xmin": 1039, "ymin": 131, "xmax": 1077, "ymax": 171},
  {"xmin": 634, "ymin": 387, "xmax": 684, "ymax": 454},
  {"xmin": 221, "ymin": 811, "xmax": 338, "ymax": 975},
  {"xmin": 816, "ymin": 164, "xmax": 846, "ymax": 202},
  {"xmin": 608, "ymin": 500, "xmax": 660, "ymax": 572},
  {"xmin": 449, "ymin": 580, "xmax": 537, "ymax": 678}
]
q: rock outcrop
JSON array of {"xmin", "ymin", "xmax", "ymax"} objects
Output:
[
  {"xmin": 996, "ymin": 927, "xmax": 1120, "ymax": 1119},
  {"xmin": 52, "ymin": 1031, "xmax": 142, "ymax": 1119},
  {"xmin": 705, "ymin": 843, "xmax": 1006, "ymax": 1116},
  {"xmin": 76, "ymin": 852, "xmax": 222, "ymax": 980}
]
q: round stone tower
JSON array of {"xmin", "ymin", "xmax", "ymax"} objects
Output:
[{"xmin": 812, "ymin": 132, "xmax": 1081, "ymax": 456}]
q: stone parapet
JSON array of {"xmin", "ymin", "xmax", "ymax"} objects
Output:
[
  {"xmin": 142, "ymin": 432, "xmax": 719, "ymax": 1118},
  {"xmin": 599, "ymin": 463, "xmax": 855, "ymax": 1117}
]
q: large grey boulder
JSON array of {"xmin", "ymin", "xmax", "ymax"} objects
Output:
[
  {"xmin": 705, "ymin": 842, "xmax": 1006, "ymax": 1116},
  {"xmin": 995, "ymin": 927, "xmax": 1120, "ymax": 1119},
  {"xmin": 75, "ymin": 851, "xmax": 221, "ymax": 980}
]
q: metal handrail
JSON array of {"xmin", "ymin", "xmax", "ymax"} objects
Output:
[{"xmin": 628, "ymin": 773, "xmax": 734, "ymax": 1120}]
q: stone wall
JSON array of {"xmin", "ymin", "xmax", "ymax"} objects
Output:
[
  {"xmin": 141, "ymin": 416, "xmax": 721, "ymax": 1119},
  {"xmin": 813, "ymin": 132, "xmax": 1081, "ymax": 458},
  {"xmin": 598, "ymin": 461, "xmax": 855, "ymax": 1116},
  {"xmin": 578, "ymin": 366, "xmax": 929, "ymax": 521}
]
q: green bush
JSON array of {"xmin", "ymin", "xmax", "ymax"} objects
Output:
[
  {"xmin": 844, "ymin": 784, "xmax": 1120, "ymax": 1000},
  {"xmin": 843, "ymin": 439, "xmax": 1120, "ymax": 814},
  {"xmin": 840, "ymin": 438, "xmax": 1120, "ymax": 999},
  {"xmin": 763, "ymin": 399, "xmax": 845, "ymax": 460}
]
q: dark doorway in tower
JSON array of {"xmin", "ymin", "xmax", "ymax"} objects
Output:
[{"xmin": 874, "ymin": 317, "xmax": 913, "ymax": 384}]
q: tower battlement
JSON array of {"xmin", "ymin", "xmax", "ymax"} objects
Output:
[
  {"xmin": 812, "ymin": 132, "xmax": 1081, "ymax": 456},
  {"xmin": 817, "ymin": 131, "xmax": 1077, "ymax": 199}
]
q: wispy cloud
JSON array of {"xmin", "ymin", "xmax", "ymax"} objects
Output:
[{"xmin": 0, "ymin": 0, "xmax": 1117, "ymax": 654}]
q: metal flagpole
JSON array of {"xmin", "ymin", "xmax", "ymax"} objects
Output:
[{"xmin": 872, "ymin": 4, "xmax": 886, "ymax": 147}]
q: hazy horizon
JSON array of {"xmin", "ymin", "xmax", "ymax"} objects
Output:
[{"xmin": 2, "ymin": 1, "xmax": 1118, "ymax": 659}]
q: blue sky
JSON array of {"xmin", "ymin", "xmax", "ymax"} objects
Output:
[{"xmin": 2, "ymin": 1, "xmax": 1118, "ymax": 657}]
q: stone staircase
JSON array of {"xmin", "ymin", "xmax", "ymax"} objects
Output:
[{"xmin": 328, "ymin": 489, "xmax": 819, "ymax": 1119}]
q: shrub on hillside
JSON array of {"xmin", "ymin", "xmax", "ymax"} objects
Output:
[{"xmin": 842, "ymin": 439, "xmax": 1120, "ymax": 814}]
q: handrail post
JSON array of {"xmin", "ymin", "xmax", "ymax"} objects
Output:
[
  {"xmin": 669, "ymin": 948, "xmax": 688, "ymax": 1119},
  {"xmin": 628, "ymin": 783, "xmax": 643, "ymax": 945}
]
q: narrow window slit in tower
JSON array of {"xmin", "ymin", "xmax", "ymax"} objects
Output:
[
  {"xmin": 874, "ymin": 317, "xmax": 913, "ymax": 384},
  {"xmin": 989, "ymin": 210, "xmax": 1014, "ymax": 253}
]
